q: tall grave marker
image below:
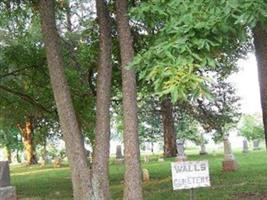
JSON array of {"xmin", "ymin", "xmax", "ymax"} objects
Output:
[
  {"xmin": 176, "ymin": 139, "xmax": 187, "ymax": 161},
  {"xmin": 222, "ymin": 136, "xmax": 238, "ymax": 171},
  {"xmin": 0, "ymin": 161, "xmax": 17, "ymax": 200}
]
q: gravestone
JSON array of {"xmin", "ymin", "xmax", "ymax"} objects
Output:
[
  {"xmin": 222, "ymin": 136, "xmax": 238, "ymax": 171},
  {"xmin": 0, "ymin": 162, "xmax": 10, "ymax": 187},
  {"xmin": 0, "ymin": 161, "xmax": 17, "ymax": 200},
  {"xmin": 115, "ymin": 145, "xmax": 124, "ymax": 164},
  {"xmin": 39, "ymin": 157, "xmax": 46, "ymax": 167},
  {"xmin": 199, "ymin": 143, "xmax": 207, "ymax": 155},
  {"xmin": 142, "ymin": 169, "xmax": 150, "ymax": 182},
  {"xmin": 242, "ymin": 139, "xmax": 249, "ymax": 153},
  {"xmin": 116, "ymin": 145, "xmax": 123, "ymax": 159},
  {"xmin": 176, "ymin": 139, "xmax": 187, "ymax": 162},
  {"xmin": 53, "ymin": 157, "xmax": 62, "ymax": 168},
  {"xmin": 144, "ymin": 155, "xmax": 149, "ymax": 163},
  {"xmin": 253, "ymin": 139, "xmax": 260, "ymax": 150},
  {"xmin": 199, "ymin": 133, "xmax": 208, "ymax": 155}
]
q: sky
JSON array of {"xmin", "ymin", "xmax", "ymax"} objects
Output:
[{"xmin": 229, "ymin": 53, "xmax": 262, "ymax": 115}]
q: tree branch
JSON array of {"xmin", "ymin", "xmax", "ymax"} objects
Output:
[
  {"xmin": 0, "ymin": 85, "xmax": 54, "ymax": 114},
  {"xmin": 0, "ymin": 67, "xmax": 32, "ymax": 79}
]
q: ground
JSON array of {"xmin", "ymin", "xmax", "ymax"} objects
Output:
[{"xmin": 11, "ymin": 150, "xmax": 267, "ymax": 200}]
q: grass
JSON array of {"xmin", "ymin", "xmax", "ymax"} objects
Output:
[{"xmin": 10, "ymin": 150, "xmax": 267, "ymax": 200}]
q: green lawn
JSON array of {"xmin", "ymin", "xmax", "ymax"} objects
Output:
[{"xmin": 11, "ymin": 150, "xmax": 267, "ymax": 200}]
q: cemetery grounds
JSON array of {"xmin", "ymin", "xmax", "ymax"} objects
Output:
[{"xmin": 11, "ymin": 150, "xmax": 267, "ymax": 200}]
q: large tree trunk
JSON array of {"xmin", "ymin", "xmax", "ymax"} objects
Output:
[
  {"xmin": 38, "ymin": 1, "xmax": 92, "ymax": 199},
  {"xmin": 161, "ymin": 98, "xmax": 177, "ymax": 157},
  {"xmin": 18, "ymin": 121, "xmax": 37, "ymax": 165},
  {"xmin": 253, "ymin": 23, "xmax": 267, "ymax": 149},
  {"xmin": 91, "ymin": 0, "xmax": 113, "ymax": 199},
  {"xmin": 115, "ymin": 0, "xmax": 143, "ymax": 199}
]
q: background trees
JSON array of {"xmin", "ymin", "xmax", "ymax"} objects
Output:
[
  {"xmin": 1, "ymin": 0, "xmax": 267, "ymax": 199},
  {"xmin": 239, "ymin": 115, "xmax": 264, "ymax": 142}
]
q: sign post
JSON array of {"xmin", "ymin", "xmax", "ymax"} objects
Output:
[
  {"xmin": 189, "ymin": 188, "xmax": 195, "ymax": 200},
  {"xmin": 171, "ymin": 160, "xmax": 210, "ymax": 199}
]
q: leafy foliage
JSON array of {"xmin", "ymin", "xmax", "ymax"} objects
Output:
[
  {"xmin": 138, "ymin": 96, "xmax": 162, "ymax": 144},
  {"xmin": 239, "ymin": 114, "xmax": 264, "ymax": 141},
  {"xmin": 174, "ymin": 113, "xmax": 201, "ymax": 144},
  {"xmin": 130, "ymin": 0, "xmax": 249, "ymax": 102}
]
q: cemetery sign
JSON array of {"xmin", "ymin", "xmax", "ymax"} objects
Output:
[{"xmin": 171, "ymin": 160, "xmax": 210, "ymax": 190}]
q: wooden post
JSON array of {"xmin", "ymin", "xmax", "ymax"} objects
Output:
[{"xmin": 189, "ymin": 188, "xmax": 196, "ymax": 200}]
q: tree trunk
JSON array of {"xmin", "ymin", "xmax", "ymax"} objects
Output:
[
  {"xmin": 5, "ymin": 147, "xmax": 12, "ymax": 163},
  {"xmin": 16, "ymin": 134, "xmax": 21, "ymax": 163},
  {"xmin": 41, "ymin": 137, "xmax": 47, "ymax": 165},
  {"xmin": 65, "ymin": 0, "xmax": 72, "ymax": 32},
  {"xmin": 161, "ymin": 98, "xmax": 177, "ymax": 157},
  {"xmin": 115, "ymin": 0, "xmax": 143, "ymax": 199},
  {"xmin": 16, "ymin": 149, "xmax": 21, "ymax": 163},
  {"xmin": 199, "ymin": 133, "xmax": 207, "ymax": 155},
  {"xmin": 91, "ymin": 0, "xmax": 113, "ymax": 199},
  {"xmin": 253, "ymin": 23, "xmax": 267, "ymax": 149},
  {"xmin": 18, "ymin": 121, "xmax": 37, "ymax": 165},
  {"xmin": 38, "ymin": 1, "xmax": 92, "ymax": 199}
]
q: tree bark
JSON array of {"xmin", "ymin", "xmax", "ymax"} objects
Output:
[
  {"xmin": 18, "ymin": 121, "xmax": 37, "ymax": 165},
  {"xmin": 91, "ymin": 0, "xmax": 113, "ymax": 199},
  {"xmin": 115, "ymin": 0, "xmax": 143, "ymax": 199},
  {"xmin": 5, "ymin": 147, "xmax": 12, "ymax": 163},
  {"xmin": 38, "ymin": 1, "xmax": 92, "ymax": 199},
  {"xmin": 253, "ymin": 23, "xmax": 267, "ymax": 149},
  {"xmin": 199, "ymin": 133, "xmax": 207, "ymax": 155},
  {"xmin": 41, "ymin": 136, "xmax": 47, "ymax": 165},
  {"xmin": 16, "ymin": 152, "xmax": 21, "ymax": 163},
  {"xmin": 16, "ymin": 134, "xmax": 21, "ymax": 163},
  {"xmin": 65, "ymin": 0, "xmax": 72, "ymax": 32},
  {"xmin": 161, "ymin": 98, "xmax": 177, "ymax": 157}
]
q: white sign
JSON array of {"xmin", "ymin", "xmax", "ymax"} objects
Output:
[{"xmin": 171, "ymin": 160, "xmax": 210, "ymax": 190}]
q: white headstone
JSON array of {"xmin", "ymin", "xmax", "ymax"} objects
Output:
[
  {"xmin": 253, "ymin": 139, "xmax": 260, "ymax": 150},
  {"xmin": 242, "ymin": 139, "xmax": 249, "ymax": 153},
  {"xmin": 176, "ymin": 139, "xmax": 186, "ymax": 161},
  {"xmin": 144, "ymin": 155, "xmax": 149, "ymax": 163},
  {"xmin": 223, "ymin": 136, "xmax": 235, "ymax": 161}
]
